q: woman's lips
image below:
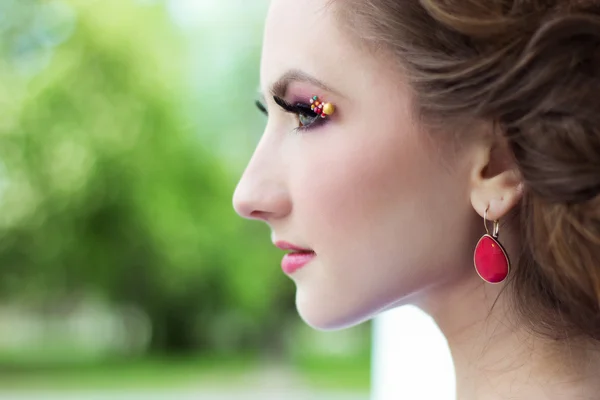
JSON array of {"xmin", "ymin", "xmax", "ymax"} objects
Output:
[
  {"xmin": 274, "ymin": 241, "xmax": 316, "ymax": 274},
  {"xmin": 281, "ymin": 251, "xmax": 316, "ymax": 274}
]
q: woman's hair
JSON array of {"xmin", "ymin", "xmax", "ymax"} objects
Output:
[{"xmin": 335, "ymin": 0, "xmax": 600, "ymax": 341}]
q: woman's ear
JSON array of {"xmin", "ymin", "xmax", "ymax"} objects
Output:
[{"xmin": 469, "ymin": 133, "xmax": 523, "ymax": 220}]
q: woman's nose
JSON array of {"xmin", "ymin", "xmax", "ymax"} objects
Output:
[
  {"xmin": 233, "ymin": 179, "xmax": 292, "ymax": 222},
  {"xmin": 232, "ymin": 141, "xmax": 292, "ymax": 222}
]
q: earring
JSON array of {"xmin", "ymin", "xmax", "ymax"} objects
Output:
[
  {"xmin": 310, "ymin": 95, "xmax": 335, "ymax": 118},
  {"xmin": 473, "ymin": 206, "xmax": 510, "ymax": 284}
]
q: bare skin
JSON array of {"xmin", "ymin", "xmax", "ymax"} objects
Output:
[{"xmin": 233, "ymin": 1, "xmax": 600, "ymax": 398}]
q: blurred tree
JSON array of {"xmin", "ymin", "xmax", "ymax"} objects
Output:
[{"xmin": 0, "ymin": 0, "xmax": 292, "ymax": 356}]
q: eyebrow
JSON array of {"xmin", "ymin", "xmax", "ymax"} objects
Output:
[{"xmin": 268, "ymin": 69, "xmax": 341, "ymax": 99}]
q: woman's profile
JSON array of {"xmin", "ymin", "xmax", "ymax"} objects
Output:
[{"xmin": 233, "ymin": 1, "xmax": 600, "ymax": 399}]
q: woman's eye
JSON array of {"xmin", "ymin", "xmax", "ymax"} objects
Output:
[
  {"xmin": 272, "ymin": 95, "xmax": 328, "ymax": 132},
  {"xmin": 298, "ymin": 110, "xmax": 319, "ymax": 128}
]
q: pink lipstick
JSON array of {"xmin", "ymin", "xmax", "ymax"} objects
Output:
[{"xmin": 275, "ymin": 241, "xmax": 316, "ymax": 274}]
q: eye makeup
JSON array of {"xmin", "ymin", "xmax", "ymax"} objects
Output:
[
  {"xmin": 308, "ymin": 95, "xmax": 335, "ymax": 118},
  {"xmin": 254, "ymin": 93, "xmax": 337, "ymax": 133},
  {"xmin": 273, "ymin": 95, "xmax": 328, "ymax": 132}
]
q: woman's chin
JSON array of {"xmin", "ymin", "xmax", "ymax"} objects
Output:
[
  {"xmin": 295, "ymin": 291, "xmax": 375, "ymax": 331},
  {"xmin": 297, "ymin": 309, "xmax": 361, "ymax": 331}
]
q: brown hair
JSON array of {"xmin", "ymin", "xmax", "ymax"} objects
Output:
[{"xmin": 336, "ymin": 0, "xmax": 600, "ymax": 341}]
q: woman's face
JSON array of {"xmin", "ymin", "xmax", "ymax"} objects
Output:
[{"xmin": 233, "ymin": 0, "xmax": 480, "ymax": 330}]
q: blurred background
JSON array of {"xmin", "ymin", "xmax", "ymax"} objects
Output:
[{"xmin": 0, "ymin": 0, "xmax": 372, "ymax": 398}]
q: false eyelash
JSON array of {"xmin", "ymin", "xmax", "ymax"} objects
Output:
[
  {"xmin": 272, "ymin": 95, "xmax": 326, "ymax": 132},
  {"xmin": 255, "ymin": 100, "xmax": 268, "ymax": 116},
  {"xmin": 273, "ymin": 95, "xmax": 310, "ymax": 114}
]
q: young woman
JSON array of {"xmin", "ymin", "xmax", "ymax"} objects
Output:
[{"xmin": 233, "ymin": 1, "xmax": 600, "ymax": 398}]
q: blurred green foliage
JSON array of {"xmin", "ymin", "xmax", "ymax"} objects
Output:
[{"xmin": 0, "ymin": 0, "xmax": 295, "ymax": 357}]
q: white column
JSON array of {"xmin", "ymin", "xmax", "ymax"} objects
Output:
[{"xmin": 370, "ymin": 305, "xmax": 456, "ymax": 400}]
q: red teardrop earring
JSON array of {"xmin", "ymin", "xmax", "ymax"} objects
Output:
[{"xmin": 473, "ymin": 207, "xmax": 510, "ymax": 284}]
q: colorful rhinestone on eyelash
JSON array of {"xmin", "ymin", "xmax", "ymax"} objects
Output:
[{"xmin": 309, "ymin": 95, "xmax": 335, "ymax": 119}]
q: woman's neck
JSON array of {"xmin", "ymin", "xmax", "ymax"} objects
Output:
[{"xmin": 417, "ymin": 273, "xmax": 600, "ymax": 400}]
